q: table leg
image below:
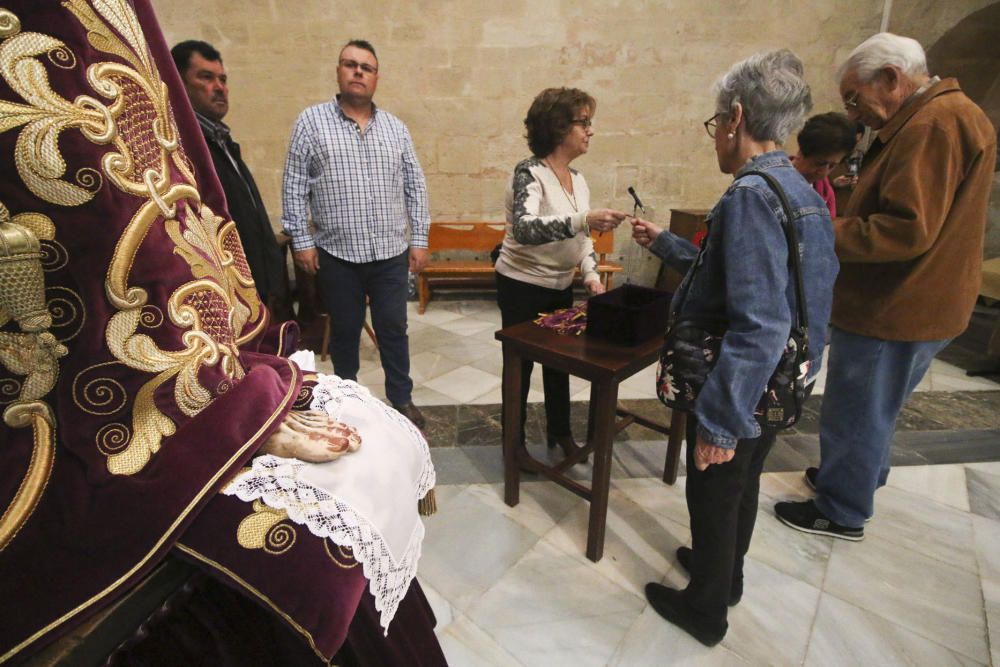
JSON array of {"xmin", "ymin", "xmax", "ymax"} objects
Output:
[
  {"xmin": 502, "ymin": 346, "xmax": 523, "ymax": 507},
  {"xmin": 586, "ymin": 379, "xmax": 618, "ymax": 562},
  {"xmin": 662, "ymin": 409, "xmax": 686, "ymax": 485}
]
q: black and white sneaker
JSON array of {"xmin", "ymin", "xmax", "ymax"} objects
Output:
[
  {"xmin": 774, "ymin": 500, "xmax": 864, "ymax": 541},
  {"xmin": 804, "ymin": 467, "xmax": 818, "ymax": 491}
]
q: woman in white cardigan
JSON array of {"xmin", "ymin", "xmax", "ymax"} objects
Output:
[{"xmin": 495, "ymin": 87, "xmax": 626, "ymax": 460}]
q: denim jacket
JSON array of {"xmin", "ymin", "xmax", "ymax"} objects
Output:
[{"xmin": 649, "ymin": 152, "xmax": 838, "ymax": 448}]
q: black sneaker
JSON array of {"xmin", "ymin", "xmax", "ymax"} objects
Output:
[
  {"xmin": 675, "ymin": 547, "xmax": 741, "ymax": 606},
  {"xmin": 774, "ymin": 500, "xmax": 864, "ymax": 541},
  {"xmin": 644, "ymin": 583, "xmax": 727, "ymax": 647},
  {"xmin": 804, "ymin": 467, "xmax": 819, "ymax": 491}
]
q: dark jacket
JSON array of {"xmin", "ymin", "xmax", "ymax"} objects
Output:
[{"xmin": 198, "ymin": 115, "xmax": 285, "ymax": 302}]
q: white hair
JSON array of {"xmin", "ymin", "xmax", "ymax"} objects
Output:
[
  {"xmin": 713, "ymin": 49, "xmax": 813, "ymax": 145},
  {"xmin": 837, "ymin": 32, "xmax": 928, "ymax": 83}
]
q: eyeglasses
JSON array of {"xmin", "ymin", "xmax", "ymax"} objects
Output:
[
  {"xmin": 842, "ymin": 90, "xmax": 860, "ymax": 110},
  {"xmin": 571, "ymin": 118, "xmax": 592, "ymax": 128},
  {"xmin": 704, "ymin": 113, "xmax": 721, "ymax": 138},
  {"xmin": 339, "ymin": 59, "xmax": 378, "ymax": 75}
]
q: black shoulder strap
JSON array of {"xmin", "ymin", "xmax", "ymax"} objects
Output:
[{"xmin": 741, "ymin": 170, "xmax": 809, "ymax": 334}]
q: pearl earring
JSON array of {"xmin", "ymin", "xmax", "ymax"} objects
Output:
[{"xmin": 727, "ymin": 132, "xmax": 735, "ymax": 139}]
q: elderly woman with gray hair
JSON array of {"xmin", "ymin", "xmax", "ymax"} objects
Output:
[{"xmin": 631, "ymin": 50, "xmax": 839, "ymax": 645}]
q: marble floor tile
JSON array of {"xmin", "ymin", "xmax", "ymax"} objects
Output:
[
  {"xmin": 759, "ymin": 469, "xmax": 813, "ymax": 499},
  {"xmin": 410, "ymin": 384, "xmax": 459, "ymax": 407},
  {"xmin": 863, "ymin": 485, "xmax": 977, "ymax": 572},
  {"xmin": 436, "ymin": 612, "xmax": 524, "ymax": 667},
  {"xmin": 488, "ymin": 611, "xmax": 642, "ymax": 667},
  {"xmin": 465, "ymin": 541, "xmax": 644, "ymax": 665},
  {"xmin": 748, "ymin": 492, "xmax": 833, "ymax": 589},
  {"xmin": 971, "ymin": 516, "xmax": 1000, "ymax": 645},
  {"xmin": 967, "ymin": 466, "xmax": 1000, "ymax": 521},
  {"xmin": 464, "ymin": 481, "xmax": 585, "ymax": 539},
  {"xmin": 411, "ymin": 307, "xmax": 465, "ymax": 326},
  {"xmin": 611, "ymin": 440, "xmax": 675, "ymax": 479},
  {"xmin": 469, "ymin": 351, "xmax": 504, "ymax": 378},
  {"xmin": 444, "ymin": 316, "xmax": 499, "ymax": 337},
  {"xmin": 805, "ymin": 592, "xmax": 985, "ymax": 667},
  {"xmin": 721, "ymin": 558, "xmax": 821, "ymax": 667},
  {"xmin": 466, "ymin": 540, "xmax": 645, "ymax": 628},
  {"xmin": 420, "ymin": 485, "xmax": 543, "ymax": 611},
  {"xmin": 823, "ymin": 533, "xmax": 989, "ymax": 663},
  {"xmin": 429, "ymin": 449, "xmax": 486, "ymax": 485},
  {"xmin": 885, "ymin": 463, "xmax": 971, "ymax": 512},
  {"xmin": 611, "ymin": 605, "xmax": 751, "ymax": 666},
  {"xmin": 613, "ymin": 476, "xmax": 692, "ymax": 530},
  {"xmin": 409, "ymin": 350, "xmax": 462, "ymax": 386},
  {"xmin": 972, "ymin": 514, "xmax": 1000, "ymax": 665},
  {"xmin": 423, "ymin": 366, "xmax": 502, "ymax": 403},
  {"xmin": 435, "ymin": 337, "xmax": 506, "ymax": 367},
  {"xmin": 540, "ymin": 488, "xmax": 690, "ymax": 597}
]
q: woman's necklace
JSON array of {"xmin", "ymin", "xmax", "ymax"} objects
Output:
[{"xmin": 543, "ymin": 159, "xmax": 578, "ymax": 212}]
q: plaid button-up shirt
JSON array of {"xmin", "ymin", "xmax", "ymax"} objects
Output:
[{"xmin": 281, "ymin": 97, "xmax": 430, "ymax": 262}]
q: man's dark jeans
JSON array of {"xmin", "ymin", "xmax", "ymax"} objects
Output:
[{"xmin": 317, "ymin": 248, "xmax": 413, "ymax": 406}]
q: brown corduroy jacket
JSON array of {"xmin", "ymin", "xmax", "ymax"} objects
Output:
[{"xmin": 833, "ymin": 77, "xmax": 997, "ymax": 341}]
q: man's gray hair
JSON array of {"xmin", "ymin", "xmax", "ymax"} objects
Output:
[
  {"xmin": 713, "ymin": 49, "xmax": 813, "ymax": 145},
  {"xmin": 837, "ymin": 32, "xmax": 928, "ymax": 83}
]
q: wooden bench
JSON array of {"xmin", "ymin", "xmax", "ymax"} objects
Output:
[{"xmin": 417, "ymin": 221, "xmax": 623, "ymax": 314}]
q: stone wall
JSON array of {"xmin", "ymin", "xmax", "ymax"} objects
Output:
[
  {"xmin": 890, "ymin": 1, "xmax": 1000, "ymax": 258},
  {"xmin": 155, "ymin": 0, "xmax": 897, "ymax": 282}
]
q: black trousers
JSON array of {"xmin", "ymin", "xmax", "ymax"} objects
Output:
[
  {"xmin": 683, "ymin": 414, "xmax": 776, "ymax": 624},
  {"xmin": 495, "ymin": 271, "xmax": 574, "ymax": 440}
]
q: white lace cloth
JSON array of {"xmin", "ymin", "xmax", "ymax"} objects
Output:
[{"xmin": 222, "ymin": 369, "xmax": 435, "ymax": 632}]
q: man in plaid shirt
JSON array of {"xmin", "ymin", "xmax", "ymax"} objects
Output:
[{"xmin": 282, "ymin": 39, "xmax": 430, "ymax": 429}]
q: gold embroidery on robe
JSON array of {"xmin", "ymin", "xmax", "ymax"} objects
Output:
[
  {"xmin": 0, "ymin": 2, "xmax": 270, "ymax": 475},
  {"xmin": 237, "ymin": 500, "xmax": 297, "ymax": 556}
]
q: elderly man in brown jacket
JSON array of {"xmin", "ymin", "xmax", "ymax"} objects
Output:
[{"xmin": 776, "ymin": 33, "xmax": 997, "ymax": 540}]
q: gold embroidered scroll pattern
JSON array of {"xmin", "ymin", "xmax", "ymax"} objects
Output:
[
  {"xmin": 237, "ymin": 500, "xmax": 297, "ymax": 556},
  {"xmin": 102, "ymin": 187, "xmax": 253, "ymax": 474},
  {"xmin": 0, "ymin": 11, "xmax": 113, "ymax": 207},
  {"xmin": 0, "ymin": 206, "xmax": 65, "ymax": 551},
  {"xmin": 63, "ymin": 0, "xmax": 196, "ymax": 194},
  {"xmin": 324, "ymin": 540, "xmax": 359, "ymax": 570}
]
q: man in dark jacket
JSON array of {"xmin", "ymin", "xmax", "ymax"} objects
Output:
[{"xmin": 171, "ymin": 40, "xmax": 287, "ymax": 311}]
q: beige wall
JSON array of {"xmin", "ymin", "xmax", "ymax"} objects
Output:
[{"xmin": 157, "ymin": 0, "xmax": 892, "ymax": 280}]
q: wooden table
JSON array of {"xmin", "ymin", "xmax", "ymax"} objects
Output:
[{"xmin": 495, "ymin": 321, "xmax": 685, "ymax": 562}]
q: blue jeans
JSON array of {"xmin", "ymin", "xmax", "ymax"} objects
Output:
[
  {"xmin": 317, "ymin": 249, "xmax": 413, "ymax": 406},
  {"xmin": 814, "ymin": 327, "xmax": 949, "ymax": 527}
]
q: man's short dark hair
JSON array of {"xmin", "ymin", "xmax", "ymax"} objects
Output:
[
  {"xmin": 342, "ymin": 39, "xmax": 377, "ymax": 64},
  {"xmin": 797, "ymin": 112, "xmax": 858, "ymax": 158},
  {"xmin": 171, "ymin": 40, "xmax": 222, "ymax": 75},
  {"xmin": 523, "ymin": 87, "xmax": 596, "ymax": 158}
]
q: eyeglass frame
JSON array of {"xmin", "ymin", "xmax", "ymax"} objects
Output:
[
  {"xmin": 339, "ymin": 59, "xmax": 378, "ymax": 75},
  {"xmin": 703, "ymin": 113, "xmax": 721, "ymax": 138},
  {"xmin": 570, "ymin": 118, "xmax": 593, "ymax": 129},
  {"xmin": 842, "ymin": 90, "xmax": 860, "ymax": 110}
]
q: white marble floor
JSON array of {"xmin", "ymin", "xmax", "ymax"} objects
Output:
[
  {"xmin": 311, "ymin": 297, "xmax": 1000, "ymax": 665},
  {"xmin": 312, "ymin": 298, "xmax": 1000, "ymax": 406},
  {"xmin": 419, "ymin": 462, "xmax": 1000, "ymax": 667}
]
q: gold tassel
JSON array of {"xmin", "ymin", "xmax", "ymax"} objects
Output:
[{"xmin": 418, "ymin": 488, "xmax": 437, "ymax": 516}]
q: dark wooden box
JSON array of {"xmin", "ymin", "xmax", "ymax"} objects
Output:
[{"xmin": 586, "ymin": 284, "xmax": 672, "ymax": 346}]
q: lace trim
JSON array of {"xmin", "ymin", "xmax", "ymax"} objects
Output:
[{"xmin": 222, "ymin": 375, "xmax": 435, "ymax": 632}]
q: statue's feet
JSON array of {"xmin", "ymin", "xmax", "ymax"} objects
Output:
[{"xmin": 260, "ymin": 410, "xmax": 362, "ymax": 462}]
